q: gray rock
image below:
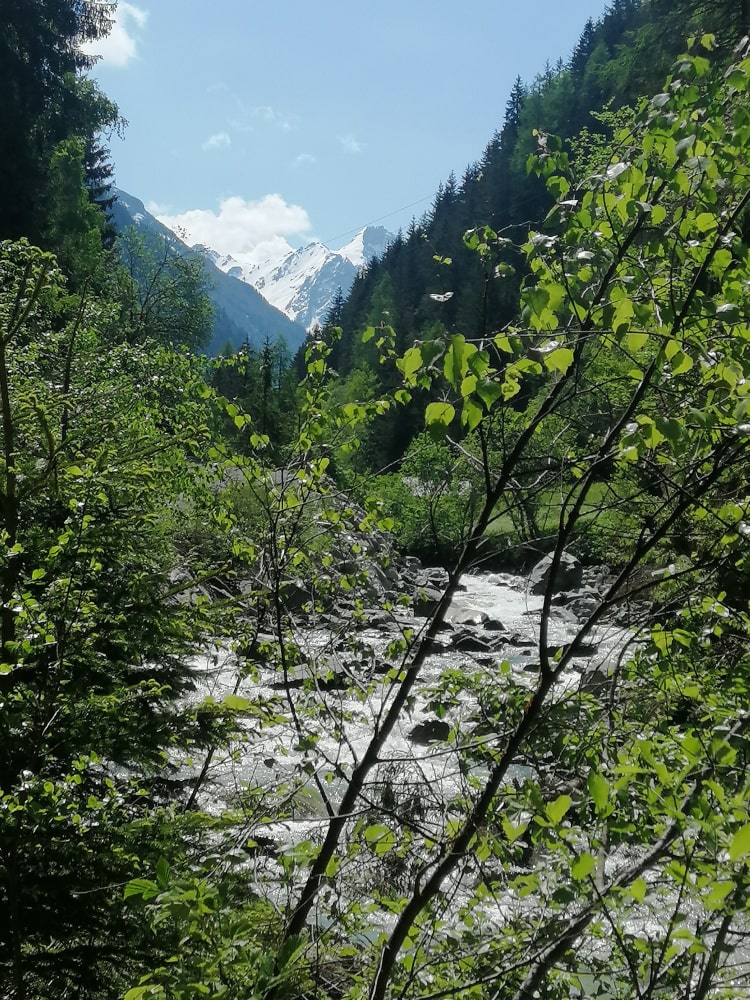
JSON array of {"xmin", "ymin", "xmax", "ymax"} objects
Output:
[
  {"xmin": 400, "ymin": 556, "xmax": 423, "ymax": 587},
  {"xmin": 279, "ymin": 579, "xmax": 314, "ymax": 611},
  {"xmin": 415, "ymin": 566, "xmax": 450, "ymax": 590},
  {"xmin": 529, "ymin": 551, "xmax": 583, "ymax": 596},
  {"xmin": 450, "ymin": 628, "xmax": 504, "ymax": 654},
  {"xmin": 408, "ymin": 719, "xmax": 451, "ymax": 744},
  {"xmin": 448, "ymin": 607, "xmax": 489, "ymax": 627},
  {"xmin": 545, "ymin": 640, "xmax": 599, "ymax": 660},
  {"xmin": 483, "ymin": 617, "xmax": 507, "ymax": 632},
  {"xmin": 506, "ymin": 633, "xmax": 536, "ymax": 648},
  {"xmin": 579, "ymin": 665, "xmax": 613, "ymax": 695},
  {"xmin": 413, "ymin": 585, "xmax": 443, "ymax": 617}
]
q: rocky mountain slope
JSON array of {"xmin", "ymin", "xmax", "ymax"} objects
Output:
[
  {"xmin": 207, "ymin": 226, "xmax": 392, "ymax": 331},
  {"xmin": 111, "ymin": 189, "xmax": 307, "ymax": 354}
]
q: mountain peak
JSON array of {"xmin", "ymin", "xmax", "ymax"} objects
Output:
[
  {"xmin": 110, "ymin": 188, "xmax": 306, "ymax": 354},
  {"xmin": 337, "ymin": 226, "xmax": 392, "ymax": 267},
  {"xmin": 207, "ymin": 226, "xmax": 393, "ymax": 331}
]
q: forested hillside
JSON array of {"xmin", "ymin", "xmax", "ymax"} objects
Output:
[
  {"xmin": 329, "ymin": 0, "xmax": 750, "ymax": 468},
  {"xmin": 3, "ymin": 3, "xmax": 750, "ymax": 1000}
]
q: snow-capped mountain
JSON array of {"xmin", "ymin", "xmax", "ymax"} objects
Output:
[
  {"xmin": 110, "ymin": 189, "xmax": 307, "ymax": 354},
  {"xmin": 206, "ymin": 226, "xmax": 392, "ymax": 331}
]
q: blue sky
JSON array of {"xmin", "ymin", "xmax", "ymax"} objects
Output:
[{"xmin": 87, "ymin": 0, "xmax": 611, "ymax": 262}]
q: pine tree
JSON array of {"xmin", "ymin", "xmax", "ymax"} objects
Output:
[
  {"xmin": 0, "ymin": 1, "xmax": 116, "ymax": 242},
  {"xmin": 322, "ymin": 286, "xmax": 345, "ymax": 329}
]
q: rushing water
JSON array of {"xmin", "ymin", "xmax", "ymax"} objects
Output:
[
  {"xmin": 186, "ymin": 570, "xmax": 628, "ymax": 825},
  {"xmin": 179, "ymin": 572, "xmax": 748, "ymax": 994}
]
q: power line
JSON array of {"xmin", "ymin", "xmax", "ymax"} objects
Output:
[{"xmin": 322, "ymin": 194, "xmax": 434, "ymax": 248}]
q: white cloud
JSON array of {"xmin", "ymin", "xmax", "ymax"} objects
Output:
[
  {"xmin": 157, "ymin": 194, "xmax": 314, "ymax": 264},
  {"xmin": 339, "ymin": 134, "xmax": 363, "ymax": 154},
  {"xmin": 202, "ymin": 131, "xmax": 231, "ymax": 152},
  {"xmin": 294, "ymin": 153, "xmax": 316, "ymax": 168},
  {"xmin": 145, "ymin": 199, "xmax": 171, "ymax": 216},
  {"xmin": 82, "ymin": 3, "xmax": 148, "ymax": 68},
  {"xmin": 252, "ymin": 106, "xmax": 296, "ymax": 131}
]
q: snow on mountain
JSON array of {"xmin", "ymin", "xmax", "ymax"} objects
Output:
[
  {"xmin": 337, "ymin": 227, "xmax": 392, "ymax": 268},
  {"xmin": 205, "ymin": 226, "xmax": 392, "ymax": 331},
  {"xmin": 111, "ymin": 189, "xmax": 307, "ymax": 354}
]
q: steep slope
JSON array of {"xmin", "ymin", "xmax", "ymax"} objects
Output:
[
  {"xmin": 328, "ymin": 0, "xmax": 748, "ymax": 470},
  {"xmin": 337, "ymin": 0, "xmax": 747, "ymax": 360},
  {"xmin": 208, "ymin": 226, "xmax": 392, "ymax": 331},
  {"xmin": 111, "ymin": 189, "xmax": 307, "ymax": 354}
]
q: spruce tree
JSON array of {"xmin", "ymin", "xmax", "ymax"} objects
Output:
[{"xmin": 0, "ymin": 1, "xmax": 116, "ymax": 242}]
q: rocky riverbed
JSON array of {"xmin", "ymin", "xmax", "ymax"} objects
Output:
[{"xmin": 184, "ymin": 549, "xmax": 634, "ymax": 819}]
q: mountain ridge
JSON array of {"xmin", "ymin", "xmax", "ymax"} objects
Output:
[
  {"xmin": 110, "ymin": 189, "xmax": 307, "ymax": 355},
  {"xmin": 205, "ymin": 225, "xmax": 392, "ymax": 331}
]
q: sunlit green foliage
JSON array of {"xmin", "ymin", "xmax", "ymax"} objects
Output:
[{"xmin": 124, "ymin": 41, "xmax": 750, "ymax": 1000}]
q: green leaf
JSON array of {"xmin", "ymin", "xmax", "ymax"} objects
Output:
[
  {"xmin": 364, "ymin": 824, "xmax": 397, "ymax": 856},
  {"xmin": 729, "ymin": 823, "xmax": 750, "ymax": 862},
  {"xmin": 544, "ymin": 347, "xmax": 574, "ymax": 374},
  {"xmin": 462, "ymin": 396, "xmax": 483, "ymax": 432},
  {"xmin": 501, "ymin": 376, "xmax": 520, "ymax": 400},
  {"xmin": 223, "ymin": 694, "xmax": 252, "ymax": 712},
  {"xmin": 626, "ymin": 331, "xmax": 648, "ymax": 351},
  {"xmin": 397, "ymin": 346, "xmax": 423, "ymax": 382},
  {"xmin": 156, "ymin": 856, "xmax": 170, "ymax": 889},
  {"xmin": 546, "ymin": 794, "xmax": 572, "ymax": 825},
  {"xmin": 725, "ymin": 67, "xmax": 749, "ymax": 91},
  {"xmin": 671, "ymin": 350, "xmax": 693, "ymax": 375},
  {"xmin": 695, "ymin": 212, "xmax": 717, "ymax": 232},
  {"xmin": 628, "ymin": 878, "xmax": 647, "ymax": 902},
  {"xmin": 612, "ymin": 297, "xmax": 635, "ymax": 333},
  {"xmin": 425, "ymin": 401, "xmax": 456, "ymax": 440},
  {"xmin": 443, "ymin": 335, "xmax": 475, "ymax": 388},
  {"xmin": 588, "ymin": 772, "xmax": 609, "ymax": 811},
  {"xmin": 364, "ymin": 824, "xmax": 390, "ymax": 844},
  {"xmin": 525, "ymin": 286, "xmax": 550, "ymax": 315},
  {"xmin": 277, "ymin": 933, "xmax": 306, "ymax": 971},
  {"xmin": 124, "ymin": 878, "xmax": 160, "ymax": 901},
  {"xmin": 494, "ymin": 334, "xmax": 514, "ymax": 353},
  {"xmin": 704, "ymin": 880, "xmax": 735, "ymax": 909},
  {"xmin": 571, "ymin": 853, "xmax": 597, "ymax": 881},
  {"xmin": 502, "ymin": 818, "xmax": 529, "ymax": 843},
  {"xmin": 476, "ymin": 380, "xmax": 502, "ymax": 409}
]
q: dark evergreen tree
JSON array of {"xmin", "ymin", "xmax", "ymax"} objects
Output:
[
  {"xmin": 0, "ymin": 1, "xmax": 116, "ymax": 242},
  {"xmin": 570, "ymin": 18, "xmax": 596, "ymax": 78},
  {"xmin": 502, "ymin": 76, "xmax": 526, "ymax": 140},
  {"xmin": 322, "ymin": 286, "xmax": 345, "ymax": 329}
]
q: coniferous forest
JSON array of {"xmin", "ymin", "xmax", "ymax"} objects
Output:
[{"xmin": 3, "ymin": 2, "xmax": 750, "ymax": 998}]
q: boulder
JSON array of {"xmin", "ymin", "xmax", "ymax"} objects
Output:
[
  {"xmin": 506, "ymin": 632, "xmax": 536, "ymax": 648},
  {"xmin": 450, "ymin": 627, "xmax": 505, "ymax": 654},
  {"xmin": 529, "ymin": 551, "xmax": 583, "ymax": 596},
  {"xmin": 483, "ymin": 616, "xmax": 507, "ymax": 632},
  {"xmin": 413, "ymin": 585, "xmax": 443, "ymax": 617},
  {"xmin": 408, "ymin": 719, "xmax": 451, "ymax": 744},
  {"xmin": 579, "ymin": 665, "xmax": 613, "ymax": 695},
  {"xmin": 545, "ymin": 640, "xmax": 599, "ymax": 660},
  {"xmin": 447, "ymin": 606, "xmax": 489, "ymax": 627},
  {"xmin": 415, "ymin": 566, "xmax": 450, "ymax": 590}
]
